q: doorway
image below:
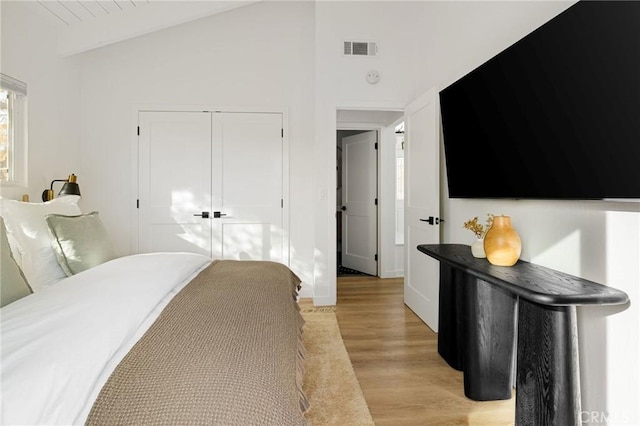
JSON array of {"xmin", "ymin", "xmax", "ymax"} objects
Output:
[
  {"xmin": 335, "ymin": 108, "xmax": 405, "ymax": 280},
  {"xmin": 336, "ymin": 129, "xmax": 378, "ymax": 276},
  {"xmin": 329, "ymin": 93, "xmax": 440, "ymax": 326}
]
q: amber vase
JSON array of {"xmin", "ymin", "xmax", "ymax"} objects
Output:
[{"xmin": 483, "ymin": 215, "xmax": 521, "ymax": 266}]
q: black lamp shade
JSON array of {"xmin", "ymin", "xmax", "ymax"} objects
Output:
[{"xmin": 59, "ymin": 182, "xmax": 81, "ymax": 197}]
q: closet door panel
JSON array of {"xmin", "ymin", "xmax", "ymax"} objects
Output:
[
  {"xmin": 212, "ymin": 112, "xmax": 284, "ymax": 262},
  {"xmin": 138, "ymin": 111, "xmax": 213, "ymax": 257}
]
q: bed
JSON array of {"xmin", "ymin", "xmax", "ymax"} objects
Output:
[{"xmin": 0, "ymin": 196, "xmax": 309, "ymax": 425}]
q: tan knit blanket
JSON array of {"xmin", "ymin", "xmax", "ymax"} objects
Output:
[{"xmin": 86, "ymin": 259, "xmax": 308, "ymax": 425}]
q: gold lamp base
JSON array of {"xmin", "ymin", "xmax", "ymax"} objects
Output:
[{"xmin": 42, "ymin": 189, "xmax": 55, "ymax": 202}]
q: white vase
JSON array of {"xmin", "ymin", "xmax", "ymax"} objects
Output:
[{"xmin": 471, "ymin": 238, "xmax": 486, "ymax": 258}]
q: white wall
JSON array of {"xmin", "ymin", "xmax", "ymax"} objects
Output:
[
  {"xmin": 75, "ymin": 1, "xmax": 316, "ymax": 294},
  {"xmin": 0, "ymin": 1, "xmax": 81, "ymax": 202}
]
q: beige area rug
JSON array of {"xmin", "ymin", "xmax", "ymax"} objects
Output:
[{"xmin": 301, "ymin": 306, "xmax": 375, "ymax": 426}]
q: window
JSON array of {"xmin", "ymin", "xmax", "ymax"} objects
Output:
[
  {"xmin": 396, "ymin": 157, "xmax": 404, "ymax": 200},
  {"xmin": 0, "ymin": 73, "xmax": 27, "ymax": 186}
]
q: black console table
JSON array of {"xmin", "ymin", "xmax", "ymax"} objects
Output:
[{"xmin": 417, "ymin": 244, "xmax": 629, "ymax": 426}]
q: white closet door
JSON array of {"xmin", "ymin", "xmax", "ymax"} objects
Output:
[
  {"xmin": 212, "ymin": 112, "xmax": 284, "ymax": 262},
  {"xmin": 138, "ymin": 111, "xmax": 213, "ymax": 257}
]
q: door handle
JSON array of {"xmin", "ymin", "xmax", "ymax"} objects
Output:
[
  {"xmin": 193, "ymin": 212, "xmax": 210, "ymax": 218},
  {"xmin": 419, "ymin": 216, "xmax": 445, "ymax": 225},
  {"xmin": 341, "ymin": 206, "xmax": 347, "ymax": 211},
  {"xmin": 213, "ymin": 211, "xmax": 227, "ymax": 218}
]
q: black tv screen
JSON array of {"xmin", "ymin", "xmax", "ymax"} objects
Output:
[{"xmin": 439, "ymin": 0, "xmax": 640, "ymax": 200}]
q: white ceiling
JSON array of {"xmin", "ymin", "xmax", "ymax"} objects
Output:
[{"xmin": 31, "ymin": 1, "xmax": 261, "ymax": 56}]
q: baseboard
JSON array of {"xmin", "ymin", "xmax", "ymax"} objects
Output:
[{"xmin": 379, "ymin": 270, "xmax": 404, "ymax": 279}]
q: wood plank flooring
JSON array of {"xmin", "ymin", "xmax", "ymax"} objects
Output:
[{"xmin": 302, "ymin": 275, "xmax": 515, "ymax": 425}]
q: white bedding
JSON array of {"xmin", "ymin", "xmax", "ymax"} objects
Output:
[{"xmin": 0, "ymin": 252, "xmax": 211, "ymax": 426}]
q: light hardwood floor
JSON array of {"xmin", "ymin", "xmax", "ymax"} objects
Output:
[{"xmin": 305, "ymin": 275, "xmax": 515, "ymax": 426}]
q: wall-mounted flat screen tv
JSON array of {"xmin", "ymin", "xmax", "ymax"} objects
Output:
[{"xmin": 439, "ymin": 0, "xmax": 640, "ymax": 200}]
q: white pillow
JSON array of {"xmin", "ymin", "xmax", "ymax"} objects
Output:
[
  {"xmin": 1, "ymin": 217, "xmax": 33, "ymax": 307},
  {"xmin": 0, "ymin": 196, "xmax": 81, "ymax": 291},
  {"xmin": 46, "ymin": 211, "xmax": 119, "ymax": 276}
]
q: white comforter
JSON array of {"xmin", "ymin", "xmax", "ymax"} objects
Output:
[{"xmin": 0, "ymin": 252, "xmax": 211, "ymax": 426}]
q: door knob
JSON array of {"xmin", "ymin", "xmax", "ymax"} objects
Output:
[
  {"xmin": 419, "ymin": 216, "xmax": 445, "ymax": 225},
  {"xmin": 341, "ymin": 206, "xmax": 347, "ymax": 211},
  {"xmin": 194, "ymin": 212, "xmax": 210, "ymax": 218},
  {"xmin": 213, "ymin": 211, "xmax": 227, "ymax": 218}
]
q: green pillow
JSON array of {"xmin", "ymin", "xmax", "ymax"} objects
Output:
[
  {"xmin": 1, "ymin": 216, "xmax": 32, "ymax": 307},
  {"xmin": 46, "ymin": 211, "xmax": 118, "ymax": 276}
]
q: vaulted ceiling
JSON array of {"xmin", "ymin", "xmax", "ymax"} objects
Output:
[{"xmin": 30, "ymin": 1, "xmax": 260, "ymax": 56}]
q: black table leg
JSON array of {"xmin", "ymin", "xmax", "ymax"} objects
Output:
[
  {"xmin": 462, "ymin": 277, "xmax": 517, "ymax": 401},
  {"xmin": 516, "ymin": 300, "xmax": 581, "ymax": 425},
  {"xmin": 437, "ymin": 264, "xmax": 464, "ymax": 371}
]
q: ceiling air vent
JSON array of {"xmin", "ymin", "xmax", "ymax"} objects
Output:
[{"xmin": 344, "ymin": 41, "xmax": 378, "ymax": 56}]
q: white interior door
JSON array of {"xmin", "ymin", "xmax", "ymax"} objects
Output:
[
  {"xmin": 341, "ymin": 131, "xmax": 377, "ymax": 275},
  {"xmin": 138, "ymin": 111, "xmax": 212, "ymax": 257},
  {"xmin": 138, "ymin": 111, "xmax": 285, "ymax": 263},
  {"xmin": 212, "ymin": 112, "xmax": 285, "ymax": 262},
  {"xmin": 404, "ymin": 88, "xmax": 442, "ymax": 332}
]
